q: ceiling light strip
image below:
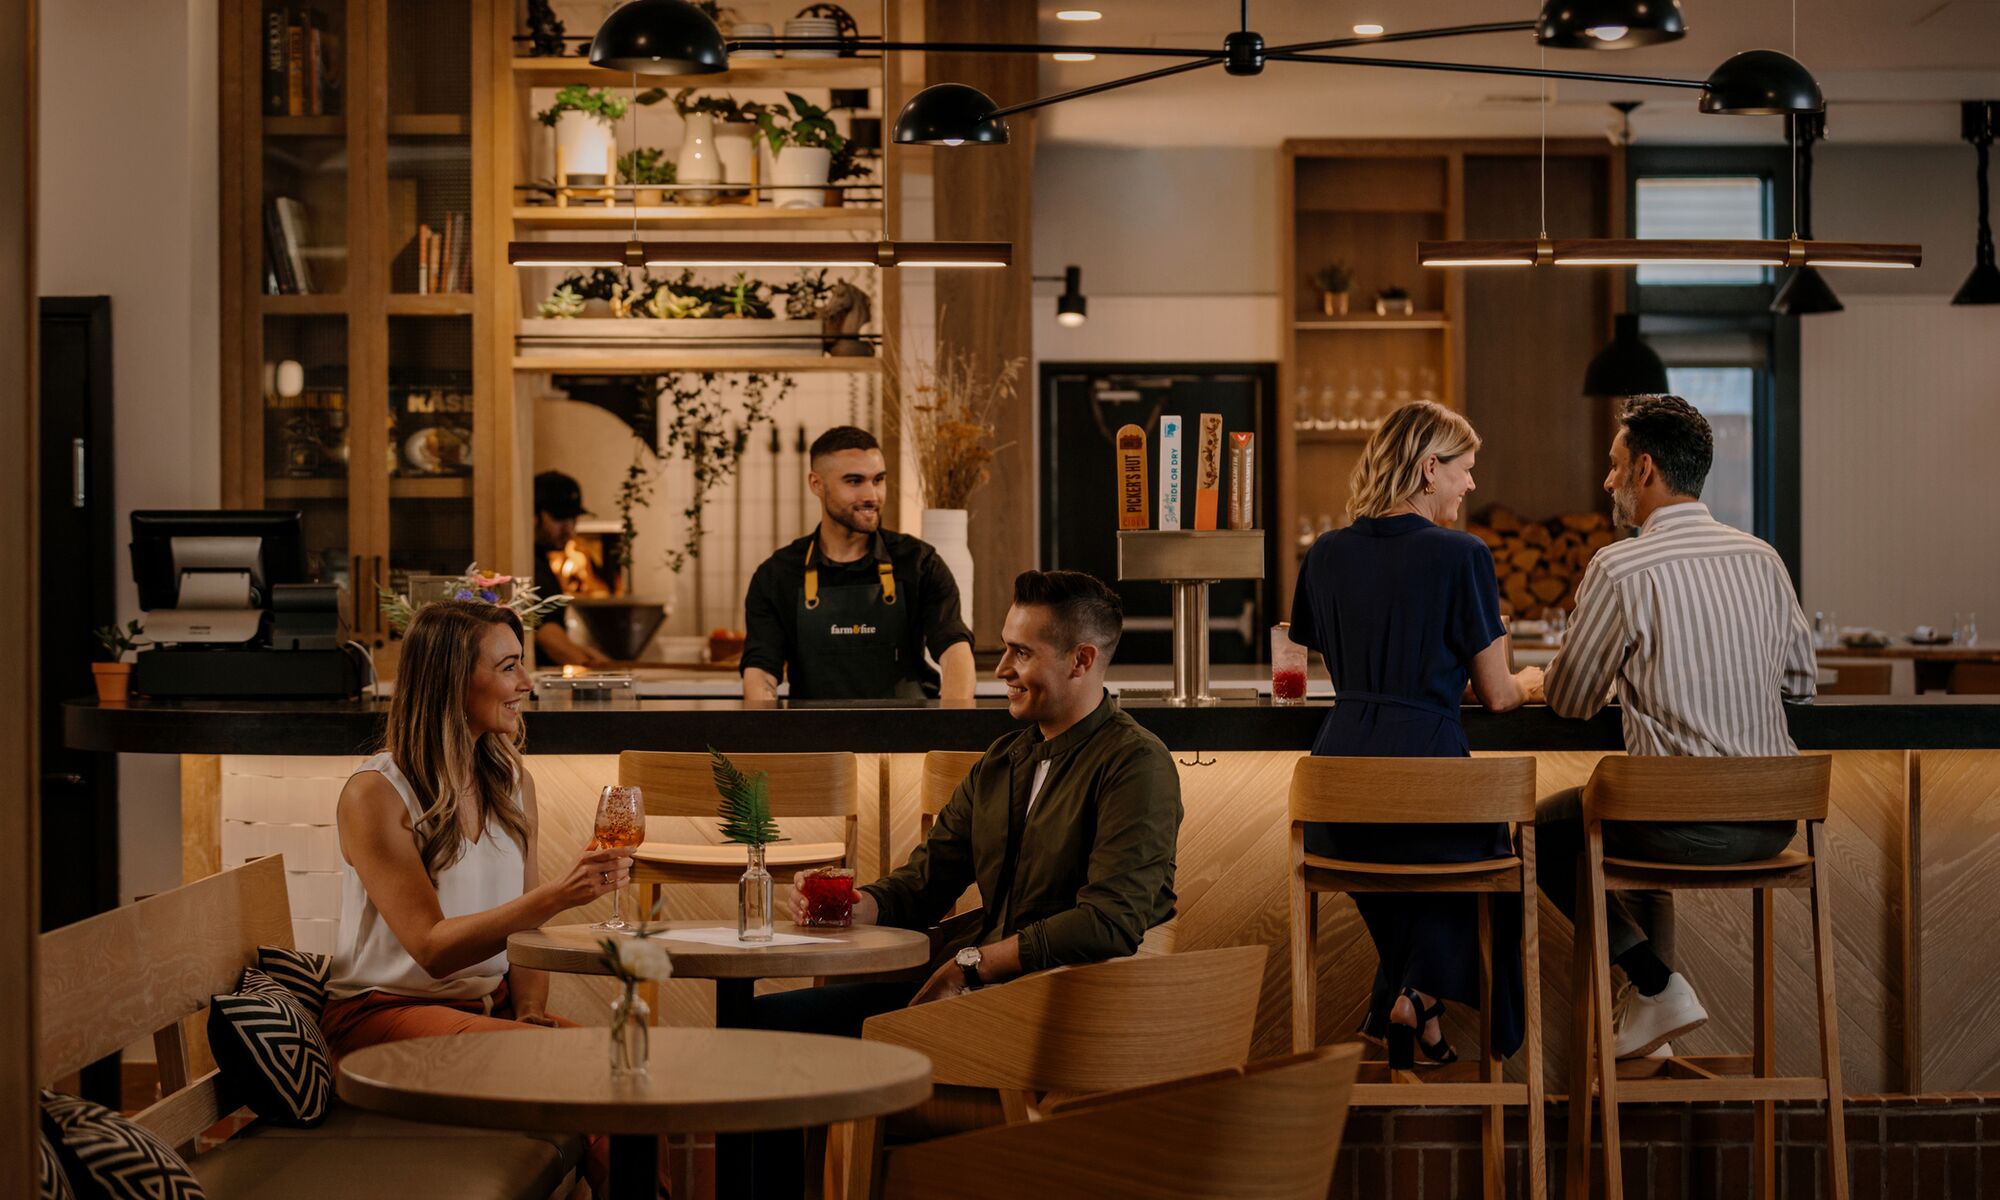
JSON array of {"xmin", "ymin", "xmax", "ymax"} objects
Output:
[
  {"xmin": 1419, "ymin": 238, "xmax": 1920, "ymax": 269},
  {"xmin": 507, "ymin": 240, "xmax": 1014, "ymax": 269}
]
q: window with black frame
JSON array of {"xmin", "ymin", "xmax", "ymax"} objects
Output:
[{"xmin": 1626, "ymin": 146, "xmax": 1800, "ymax": 578}]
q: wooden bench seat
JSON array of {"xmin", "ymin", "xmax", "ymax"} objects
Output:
[{"xmin": 39, "ymin": 856, "xmax": 583, "ymax": 1200}]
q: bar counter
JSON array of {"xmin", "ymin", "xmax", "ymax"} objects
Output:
[
  {"xmin": 62, "ymin": 694, "xmax": 2000, "ymax": 756},
  {"xmin": 64, "ymin": 694, "xmax": 2000, "ymax": 1097}
]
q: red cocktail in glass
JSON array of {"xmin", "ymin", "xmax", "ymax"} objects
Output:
[{"xmin": 799, "ymin": 867, "xmax": 857, "ymax": 928}]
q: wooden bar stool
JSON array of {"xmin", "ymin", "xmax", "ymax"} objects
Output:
[
  {"xmin": 619, "ymin": 750, "xmax": 859, "ymax": 927},
  {"xmin": 1287, "ymin": 755, "xmax": 1545, "ymax": 1200},
  {"xmin": 1564, "ymin": 754, "xmax": 1842, "ymax": 1200},
  {"xmin": 920, "ymin": 751, "xmax": 983, "ymax": 918}
]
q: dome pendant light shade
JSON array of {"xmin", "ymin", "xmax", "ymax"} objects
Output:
[
  {"xmin": 894, "ymin": 83, "xmax": 1009, "ymax": 146},
  {"xmin": 588, "ymin": 0, "xmax": 728, "ymax": 75},
  {"xmin": 1953, "ymin": 101, "xmax": 2000, "ymax": 306},
  {"xmin": 1699, "ymin": 50, "xmax": 1823, "ymax": 116},
  {"xmin": 1771, "ymin": 266, "xmax": 1844, "ymax": 315},
  {"xmin": 1583, "ymin": 313, "xmax": 1669, "ymax": 397},
  {"xmin": 1536, "ymin": 0, "xmax": 1687, "ymax": 50}
]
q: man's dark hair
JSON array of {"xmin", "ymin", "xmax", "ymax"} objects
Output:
[
  {"xmin": 1618, "ymin": 394, "xmax": 1712, "ymax": 499},
  {"xmin": 1012, "ymin": 570, "xmax": 1124, "ymax": 661},
  {"xmin": 809, "ymin": 425, "xmax": 880, "ymax": 463}
]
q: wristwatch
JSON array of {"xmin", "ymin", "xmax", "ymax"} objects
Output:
[{"xmin": 954, "ymin": 945, "xmax": 985, "ymax": 991}]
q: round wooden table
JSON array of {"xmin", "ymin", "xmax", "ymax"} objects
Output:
[
  {"xmin": 508, "ymin": 920, "xmax": 933, "ymax": 1028},
  {"xmin": 510, "ymin": 919, "xmax": 933, "ymax": 1191},
  {"xmin": 337, "ymin": 1027, "xmax": 931, "ymax": 1199}
]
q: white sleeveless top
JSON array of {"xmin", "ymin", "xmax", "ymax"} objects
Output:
[{"xmin": 329, "ymin": 752, "xmax": 526, "ymax": 1001}]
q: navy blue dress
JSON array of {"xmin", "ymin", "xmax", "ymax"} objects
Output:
[{"xmin": 1288, "ymin": 513, "xmax": 1524, "ymax": 1056}]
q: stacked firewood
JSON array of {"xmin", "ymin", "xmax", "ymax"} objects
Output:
[{"xmin": 1467, "ymin": 507, "xmax": 1618, "ymax": 617}]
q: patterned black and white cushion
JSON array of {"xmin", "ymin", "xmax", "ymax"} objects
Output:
[
  {"xmin": 206, "ymin": 967, "xmax": 333, "ymax": 1126},
  {"xmin": 37, "ymin": 1114, "xmax": 76, "ymax": 1200},
  {"xmin": 40, "ymin": 1091, "xmax": 205, "ymax": 1200},
  {"xmin": 255, "ymin": 945, "xmax": 330, "ymax": 1018}
]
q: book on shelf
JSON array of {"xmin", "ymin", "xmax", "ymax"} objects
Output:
[
  {"xmin": 265, "ymin": 5, "xmax": 340, "ymax": 118},
  {"xmin": 389, "ymin": 371, "xmax": 474, "ymax": 477},
  {"xmin": 415, "ymin": 212, "xmax": 472, "ymax": 294},
  {"xmin": 266, "ymin": 197, "xmax": 313, "ymax": 294}
]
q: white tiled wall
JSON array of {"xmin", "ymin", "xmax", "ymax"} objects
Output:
[{"xmin": 220, "ymin": 755, "xmax": 366, "ymax": 956}]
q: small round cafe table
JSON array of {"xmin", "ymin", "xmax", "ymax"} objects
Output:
[
  {"xmin": 507, "ymin": 919, "xmax": 932, "ymax": 1029},
  {"xmin": 337, "ymin": 1027, "xmax": 932, "ymax": 1200},
  {"xmin": 509, "ymin": 919, "xmax": 934, "ymax": 1192}
]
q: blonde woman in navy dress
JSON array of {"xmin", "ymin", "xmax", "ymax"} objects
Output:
[{"xmin": 1288, "ymin": 401, "xmax": 1545, "ymax": 1067}]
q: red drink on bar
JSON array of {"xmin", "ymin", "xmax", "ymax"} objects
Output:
[
  {"xmin": 800, "ymin": 868, "xmax": 857, "ymax": 928},
  {"xmin": 1272, "ymin": 668, "xmax": 1307, "ymax": 701}
]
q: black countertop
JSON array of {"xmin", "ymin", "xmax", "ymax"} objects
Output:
[{"xmin": 63, "ymin": 695, "xmax": 2000, "ymax": 756}]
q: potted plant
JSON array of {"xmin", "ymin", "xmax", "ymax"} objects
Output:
[
  {"xmin": 92, "ymin": 619, "xmax": 146, "ymax": 703},
  {"xmin": 711, "ymin": 747, "xmax": 786, "ymax": 942},
  {"xmin": 1374, "ymin": 285, "xmax": 1414, "ymax": 317},
  {"xmin": 537, "ymin": 85, "xmax": 629, "ymax": 185},
  {"xmin": 887, "ymin": 340, "xmax": 1022, "ymax": 632},
  {"xmin": 1312, "ymin": 262, "xmax": 1354, "ymax": 316},
  {"xmin": 755, "ymin": 92, "xmax": 846, "ymax": 208},
  {"xmin": 823, "ymin": 140, "xmax": 868, "ymax": 207},
  {"xmin": 616, "ymin": 148, "xmax": 677, "ymax": 205}
]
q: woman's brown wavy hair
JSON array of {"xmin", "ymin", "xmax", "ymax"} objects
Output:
[{"xmin": 384, "ymin": 600, "xmax": 531, "ymax": 877}]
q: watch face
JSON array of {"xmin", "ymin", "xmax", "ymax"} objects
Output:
[{"xmin": 955, "ymin": 947, "xmax": 981, "ymax": 969}]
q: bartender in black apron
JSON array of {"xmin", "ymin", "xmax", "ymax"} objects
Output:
[{"xmin": 740, "ymin": 426, "xmax": 975, "ymax": 701}]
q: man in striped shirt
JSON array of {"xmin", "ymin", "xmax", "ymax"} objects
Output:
[{"xmin": 1538, "ymin": 394, "xmax": 1817, "ymax": 1058}]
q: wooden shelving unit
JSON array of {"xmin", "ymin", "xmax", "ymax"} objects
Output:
[{"xmin": 513, "ymin": 352, "xmax": 883, "ymax": 374}]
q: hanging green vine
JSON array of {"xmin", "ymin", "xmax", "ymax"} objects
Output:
[{"xmin": 637, "ymin": 371, "xmax": 794, "ymax": 574}]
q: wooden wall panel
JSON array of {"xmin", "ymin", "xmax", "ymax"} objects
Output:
[{"xmin": 1917, "ymin": 750, "xmax": 2000, "ymax": 1092}]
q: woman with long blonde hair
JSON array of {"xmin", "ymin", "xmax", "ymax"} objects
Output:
[
  {"xmin": 1289, "ymin": 400, "xmax": 1544, "ymax": 1068},
  {"xmin": 321, "ymin": 600, "xmax": 637, "ymax": 1194}
]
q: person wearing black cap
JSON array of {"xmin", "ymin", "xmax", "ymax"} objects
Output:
[
  {"xmin": 741, "ymin": 426, "xmax": 974, "ymax": 701},
  {"xmin": 532, "ymin": 470, "xmax": 610, "ymax": 667}
]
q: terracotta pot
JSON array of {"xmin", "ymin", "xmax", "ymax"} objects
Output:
[
  {"xmin": 1320, "ymin": 291, "xmax": 1349, "ymax": 317},
  {"xmin": 633, "ymin": 186, "xmax": 664, "ymax": 205},
  {"xmin": 92, "ymin": 661, "xmax": 134, "ymax": 704}
]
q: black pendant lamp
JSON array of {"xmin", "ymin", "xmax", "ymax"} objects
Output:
[
  {"xmin": 1055, "ymin": 266, "xmax": 1087, "ymax": 326},
  {"xmin": 1536, "ymin": 0, "xmax": 1687, "ymax": 50},
  {"xmin": 1773, "ymin": 113, "xmax": 1843, "ymax": 316},
  {"xmin": 893, "ymin": 83, "xmax": 1010, "ymax": 146},
  {"xmin": 1699, "ymin": 49, "xmax": 1823, "ymax": 116},
  {"xmin": 1954, "ymin": 100, "xmax": 2000, "ymax": 306},
  {"xmin": 588, "ymin": 0, "xmax": 727, "ymax": 75},
  {"xmin": 1584, "ymin": 313, "xmax": 1669, "ymax": 397}
]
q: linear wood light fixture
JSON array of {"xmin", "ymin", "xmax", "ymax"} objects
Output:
[
  {"xmin": 561, "ymin": 0, "xmax": 1919, "ymax": 274},
  {"xmin": 507, "ymin": 239, "xmax": 1012, "ymax": 269}
]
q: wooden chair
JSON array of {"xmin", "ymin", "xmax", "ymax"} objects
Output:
[
  {"xmin": 919, "ymin": 749, "xmax": 984, "ymax": 840},
  {"xmin": 1948, "ymin": 662, "xmax": 2000, "ymax": 694},
  {"xmin": 1287, "ymin": 755, "xmax": 1545, "ymax": 1200},
  {"xmin": 873, "ymin": 1044, "xmax": 1363, "ymax": 1200},
  {"xmin": 845, "ymin": 944, "xmax": 1268, "ymax": 1198},
  {"xmin": 1818, "ymin": 661, "xmax": 1892, "ymax": 695},
  {"xmin": 1565, "ymin": 754, "xmax": 1843, "ymax": 1200},
  {"xmin": 620, "ymin": 750, "xmax": 858, "ymax": 923}
]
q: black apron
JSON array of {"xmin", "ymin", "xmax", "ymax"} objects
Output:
[{"xmin": 789, "ymin": 535, "xmax": 926, "ymax": 700}]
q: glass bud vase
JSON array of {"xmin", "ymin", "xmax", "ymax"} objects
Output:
[
  {"xmin": 739, "ymin": 842, "xmax": 774, "ymax": 943},
  {"xmin": 609, "ymin": 980, "xmax": 650, "ymax": 1077}
]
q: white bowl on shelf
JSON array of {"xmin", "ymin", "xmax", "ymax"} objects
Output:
[
  {"xmin": 783, "ymin": 18, "xmax": 842, "ymax": 57},
  {"xmin": 732, "ymin": 22, "xmax": 775, "ymax": 58}
]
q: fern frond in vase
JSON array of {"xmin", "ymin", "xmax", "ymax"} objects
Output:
[{"xmin": 710, "ymin": 746, "xmax": 787, "ymax": 847}]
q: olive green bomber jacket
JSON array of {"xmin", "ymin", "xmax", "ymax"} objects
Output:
[{"xmin": 861, "ymin": 692, "xmax": 1182, "ymax": 974}]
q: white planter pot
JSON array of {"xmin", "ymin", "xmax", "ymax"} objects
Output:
[
  {"xmin": 676, "ymin": 112, "xmax": 721, "ymax": 205},
  {"xmin": 716, "ymin": 121, "xmax": 756, "ymax": 192},
  {"xmin": 768, "ymin": 145, "xmax": 832, "ymax": 208},
  {"xmin": 921, "ymin": 508, "xmax": 974, "ymax": 635},
  {"xmin": 554, "ymin": 111, "xmax": 615, "ymax": 183}
]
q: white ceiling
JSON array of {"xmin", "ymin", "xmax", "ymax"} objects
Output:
[{"xmin": 1027, "ymin": 0, "xmax": 2000, "ymax": 147}]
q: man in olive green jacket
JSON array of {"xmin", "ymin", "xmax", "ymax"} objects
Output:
[{"xmin": 755, "ymin": 568, "xmax": 1183, "ymax": 1036}]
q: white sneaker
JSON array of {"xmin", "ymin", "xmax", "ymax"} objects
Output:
[{"xmin": 1614, "ymin": 973, "xmax": 1708, "ymax": 1059}]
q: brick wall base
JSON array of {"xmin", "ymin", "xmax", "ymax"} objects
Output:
[{"xmin": 1334, "ymin": 1097, "xmax": 2000, "ymax": 1199}]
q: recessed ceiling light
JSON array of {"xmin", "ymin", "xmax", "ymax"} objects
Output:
[
  {"xmin": 1056, "ymin": 9, "xmax": 1102, "ymax": 20},
  {"xmin": 1353, "ymin": 23, "xmax": 1385, "ymax": 36},
  {"xmin": 1053, "ymin": 51, "xmax": 1097, "ymax": 61}
]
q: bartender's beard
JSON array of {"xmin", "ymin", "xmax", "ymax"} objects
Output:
[{"xmin": 826, "ymin": 498, "xmax": 881, "ymax": 536}]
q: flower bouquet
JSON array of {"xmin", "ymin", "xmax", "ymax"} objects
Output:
[
  {"xmin": 598, "ymin": 908, "xmax": 674, "ymax": 1077},
  {"xmin": 376, "ymin": 563, "xmax": 572, "ymax": 634}
]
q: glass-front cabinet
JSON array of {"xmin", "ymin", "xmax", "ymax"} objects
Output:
[{"xmin": 223, "ymin": 0, "xmax": 495, "ymax": 671}]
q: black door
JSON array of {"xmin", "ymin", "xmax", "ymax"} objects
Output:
[
  {"xmin": 1039, "ymin": 364, "xmax": 1280, "ymax": 666},
  {"xmin": 40, "ymin": 297, "xmax": 119, "ymax": 1102}
]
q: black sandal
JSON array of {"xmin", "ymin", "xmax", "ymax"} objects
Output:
[{"xmin": 1386, "ymin": 986, "xmax": 1459, "ymax": 1069}]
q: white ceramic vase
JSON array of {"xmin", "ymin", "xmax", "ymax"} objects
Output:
[
  {"xmin": 921, "ymin": 508, "xmax": 974, "ymax": 634},
  {"xmin": 676, "ymin": 111, "xmax": 721, "ymax": 205},
  {"xmin": 554, "ymin": 110, "xmax": 614, "ymax": 183},
  {"xmin": 768, "ymin": 145, "xmax": 832, "ymax": 208}
]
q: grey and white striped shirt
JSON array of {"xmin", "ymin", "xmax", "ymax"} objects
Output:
[{"xmin": 1544, "ymin": 502, "xmax": 1816, "ymax": 756}]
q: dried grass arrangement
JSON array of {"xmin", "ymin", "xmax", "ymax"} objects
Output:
[{"xmin": 889, "ymin": 341, "xmax": 1023, "ymax": 511}]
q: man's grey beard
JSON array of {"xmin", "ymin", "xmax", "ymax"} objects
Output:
[{"xmin": 1611, "ymin": 487, "xmax": 1637, "ymax": 530}]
